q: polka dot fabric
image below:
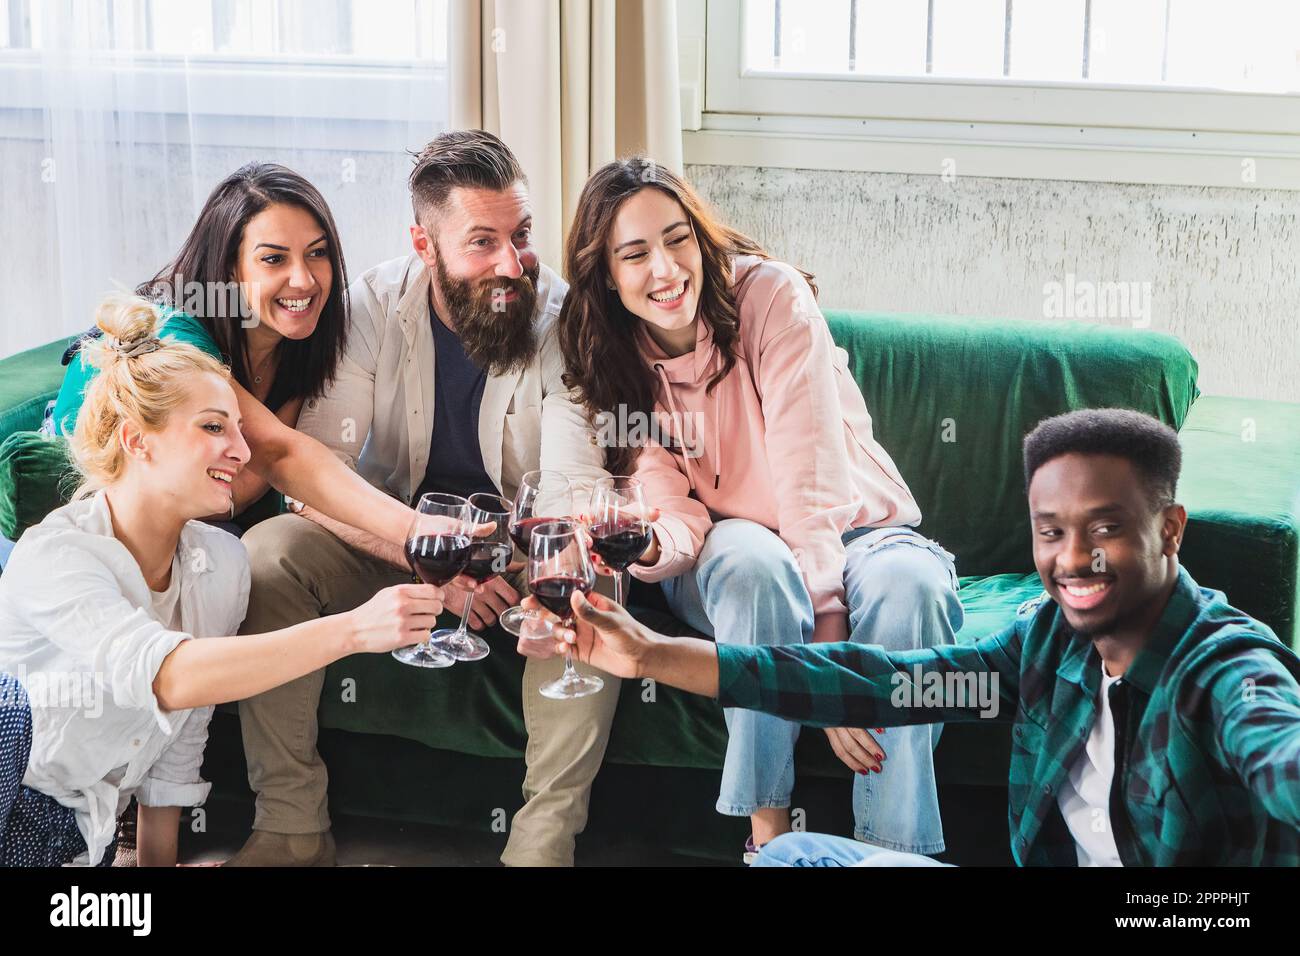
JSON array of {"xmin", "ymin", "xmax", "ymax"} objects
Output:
[{"xmin": 1, "ymin": 673, "xmax": 115, "ymax": 867}]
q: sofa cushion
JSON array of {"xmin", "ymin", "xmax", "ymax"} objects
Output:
[
  {"xmin": 0, "ymin": 337, "xmax": 77, "ymax": 442},
  {"xmin": 825, "ymin": 311, "xmax": 1200, "ymax": 577},
  {"xmin": 0, "ymin": 432, "xmax": 77, "ymax": 542}
]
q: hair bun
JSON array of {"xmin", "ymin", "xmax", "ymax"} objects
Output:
[{"xmin": 86, "ymin": 293, "xmax": 163, "ymax": 369}]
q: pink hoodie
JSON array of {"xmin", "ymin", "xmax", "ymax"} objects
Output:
[{"xmin": 627, "ymin": 256, "xmax": 922, "ymax": 643}]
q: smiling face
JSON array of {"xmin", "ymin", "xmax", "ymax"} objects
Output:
[
  {"xmin": 235, "ymin": 202, "xmax": 334, "ymax": 343},
  {"xmin": 410, "ymin": 183, "xmax": 540, "ymax": 374},
  {"xmin": 1029, "ymin": 452, "xmax": 1185, "ymax": 641},
  {"xmin": 120, "ymin": 372, "xmax": 251, "ymax": 520},
  {"xmin": 606, "ymin": 188, "xmax": 704, "ymax": 352}
]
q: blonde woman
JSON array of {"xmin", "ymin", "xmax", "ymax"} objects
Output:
[{"xmin": 0, "ymin": 295, "xmax": 447, "ymax": 867}]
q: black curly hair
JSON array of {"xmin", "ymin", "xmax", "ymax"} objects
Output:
[{"xmin": 1023, "ymin": 408, "xmax": 1182, "ymax": 511}]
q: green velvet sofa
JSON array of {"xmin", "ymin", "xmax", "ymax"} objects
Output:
[{"xmin": 2, "ymin": 314, "xmax": 1297, "ymax": 864}]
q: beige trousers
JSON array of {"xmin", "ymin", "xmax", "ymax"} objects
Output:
[{"xmin": 236, "ymin": 512, "xmax": 621, "ymax": 866}]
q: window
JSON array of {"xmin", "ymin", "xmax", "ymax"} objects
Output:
[
  {"xmin": 682, "ymin": 0, "xmax": 1300, "ymax": 188},
  {"xmin": 2, "ymin": 0, "xmax": 445, "ymax": 62},
  {"xmin": 0, "ymin": 0, "xmax": 449, "ymax": 136},
  {"xmin": 746, "ymin": 0, "xmax": 1300, "ymax": 93}
]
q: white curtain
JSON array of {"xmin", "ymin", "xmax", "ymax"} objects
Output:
[
  {"xmin": 450, "ymin": 0, "xmax": 683, "ymax": 266},
  {"xmin": 0, "ymin": 0, "xmax": 450, "ymax": 358}
]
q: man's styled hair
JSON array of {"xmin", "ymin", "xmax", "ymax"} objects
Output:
[
  {"xmin": 1023, "ymin": 408, "xmax": 1183, "ymax": 510},
  {"xmin": 408, "ymin": 129, "xmax": 526, "ymax": 227}
]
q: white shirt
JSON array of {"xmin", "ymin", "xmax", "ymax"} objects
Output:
[
  {"xmin": 295, "ymin": 254, "xmax": 608, "ymax": 508},
  {"xmin": 0, "ymin": 493, "xmax": 250, "ymax": 865},
  {"xmin": 1057, "ymin": 659, "xmax": 1125, "ymax": 867}
]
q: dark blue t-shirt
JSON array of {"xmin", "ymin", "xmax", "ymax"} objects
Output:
[{"xmin": 415, "ymin": 312, "xmax": 498, "ymax": 502}]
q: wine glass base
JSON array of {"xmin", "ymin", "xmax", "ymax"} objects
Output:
[
  {"xmin": 539, "ymin": 672, "xmax": 604, "ymax": 700},
  {"xmin": 498, "ymin": 605, "xmax": 534, "ymax": 636},
  {"xmin": 391, "ymin": 642, "xmax": 456, "ymax": 668},
  {"xmin": 429, "ymin": 627, "xmax": 490, "ymax": 661}
]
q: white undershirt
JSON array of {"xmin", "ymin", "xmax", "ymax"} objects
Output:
[
  {"xmin": 148, "ymin": 557, "xmax": 183, "ymax": 632},
  {"xmin": 1057, "ymin": 659, "xmax": 1124, "ymax": 867}
]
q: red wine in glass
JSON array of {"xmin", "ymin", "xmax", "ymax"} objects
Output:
[
  {"xmin": 406, "ymin": 533, "xmax": 472, "ymax": 585},
  {"xmin": 587, "ymin": 475, "xmax": 651, "ymax": 605},
  {"xmin": 463, "ymin": 540, "xmax": 514, "ymax": 584},
  {"xmin": 530, "ymin": 572, "xmax": 595, "ymax": 622},
  {"xmin": 529, "ymin": 519, "xmax": 603, "ymax": 700},
  {"xmin": 509, "ymin": 515, "xmax": 554, "ymax": 554},
  {"xmin": 589, "ymin": 519, "xmax": 652, "ymax": 572}
]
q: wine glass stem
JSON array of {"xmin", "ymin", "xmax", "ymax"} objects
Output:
[
  {"xmin": 456, "ymin": 592, "xmax": 475, "ymax": 637},
  {"xmin": 613, "ymin": 570, "xmax": 624, "ymax": 606}
]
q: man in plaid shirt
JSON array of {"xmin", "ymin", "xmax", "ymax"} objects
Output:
[{"xmin": 525, "ymin": 408, "xmax": 1300, "ymax": 866}]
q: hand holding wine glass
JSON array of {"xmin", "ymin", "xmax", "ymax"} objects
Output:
[
  {"xmin": 393, "ymin": 492, "xmax": 474, "ymax": 669},
  {"xmin": 499, "ymin": 470, "xmax": 573, "ymax": 636},
  {"xmin": 423, "ymin": 492, "xmax": 515, "ymax": 661},
  {"xmin": 529, "ymin": 519, "xmax": 603, "ymax": 699},
  {"xmin": 520, "ymin": 589, "xmax": 654, "ymax": 680},
  {"xmin": 346, "ymin": 583, "xmax": 447, "ymax": 654},
  {"xmin": 584, "ymin": 477, "xmax": 657, "ymax": 606}
]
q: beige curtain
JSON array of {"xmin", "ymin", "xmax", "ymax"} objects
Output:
[{"xmin": 450, "ymin": 0, "xmax": 683, "ymax": 266}]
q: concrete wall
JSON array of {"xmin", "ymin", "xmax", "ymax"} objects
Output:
[{"xmin": 685, "ymin": 164, "xmax": 1300, "ymax": 402}]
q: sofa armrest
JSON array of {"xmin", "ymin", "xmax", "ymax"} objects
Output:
[
  {"xmin": 1179, "ymin": 395, "xmax": 1300, "ymax": 648},
  {"xmin": 0, "ymin": 432, "xmax": 75, "ymax": 541},
  {"xmin": 0, "ymin": 337, "xmax": 77, "ymax": 443}
]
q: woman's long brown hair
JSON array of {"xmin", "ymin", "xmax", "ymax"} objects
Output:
[{"xmin": 558, "ymin": 158, "xmax": 815, "ymax": 475}]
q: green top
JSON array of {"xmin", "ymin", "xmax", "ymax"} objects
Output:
[
  {"xmin": 50, "ymin": 309, "xmax": 285, "ymax": 524},
  {"xmin": 717, "ymin": 566, "xmax": 1300, "ymax": 866},
  {"xmin": 52, "ymin": 310, "xmax": 221, "ymax": 436}
]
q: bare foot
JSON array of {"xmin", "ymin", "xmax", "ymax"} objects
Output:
[{"xmin": 752, "ymin": 807, "xmax": 792, "ymax": 846}]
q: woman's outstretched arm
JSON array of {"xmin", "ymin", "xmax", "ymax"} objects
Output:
[
  {"xmin": 151, "ymin": 583, "xmax": 443, "ymax": 711},
  {"xmin": 232, "ymin": 377, "xmax": 412, "ymax": 547}
]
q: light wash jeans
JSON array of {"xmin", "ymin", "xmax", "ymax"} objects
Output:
[
  {"xmin": 752, "ymin": 831, "xmax": 953, "ymax": 867},
  {"xmin": 660, "ymin": 519, "xmax": 962, "ymax": 855}
]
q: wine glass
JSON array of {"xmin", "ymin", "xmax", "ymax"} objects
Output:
[
  {"xmin": 426, "ymin": 492, "xmax": 513, "ymax": 661},
  {"xmin": 393, "ymin": 492, "xmax": 472, "ymax": 669},
  {"xmin": 499, "ymin": 470, "xmax": 573, "ymax": 636},
  {"xmin": 530, "ymin": 520, "xmax": 603, "ymax": 700},
  {"xmin": 586, "ymin": 475, "xmax": 652, "ymax": 606}
]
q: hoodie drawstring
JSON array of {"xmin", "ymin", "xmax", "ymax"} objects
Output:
[{"xmin": 654, "ymin": 361, "xmax": 722, "ymax": 492}]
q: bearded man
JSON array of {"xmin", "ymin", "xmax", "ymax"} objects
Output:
[{"xmin": 227, "ymin": 130, "xmax": 615, "ymax": 867}]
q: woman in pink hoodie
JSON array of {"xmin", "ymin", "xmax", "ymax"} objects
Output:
[{"xmin": 557, "ymin": 159, "xmax": 963, "ymax": 861}]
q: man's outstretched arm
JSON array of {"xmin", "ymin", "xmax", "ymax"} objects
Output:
[{"xmin": 527, "ymin": 590, "xmax": 1023, "ymax": 729}]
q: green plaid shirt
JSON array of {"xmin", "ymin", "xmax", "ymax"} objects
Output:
[{"xmin": 717, "ymin": 567, "xmax": 1300, "ymax": 865}]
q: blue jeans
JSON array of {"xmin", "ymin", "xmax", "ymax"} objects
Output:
[
  {"xmin": 661, "ymin": 520, "xmax": 962, "ymax": 854},
  {"xmin": 752, "ymin": 831, "xmax": 953, "ymax": 867}
]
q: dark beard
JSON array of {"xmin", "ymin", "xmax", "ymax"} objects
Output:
[{"xmin": 433, "ymin": 247, "xmax": 539, "ymax": 376}]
